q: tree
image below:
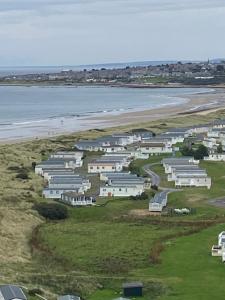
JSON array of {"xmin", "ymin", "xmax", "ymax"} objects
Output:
[
  {"xmin": 194, "ymin": 145, "xmax": 209, "ymax": 160},
  {"xmin": 129, "ymin": 161, "xmax": 141, "ymax": 176},
  {"xmin": 34, "ymin": 203, "xmax": 68, "ymax": 220},
  {"xmin": 181, "ymin": 146, "xmax": 194, "ymax": 157},
  {"xmin": 217, "ymin": 143, "xmax": 223, "ymax": 154}
]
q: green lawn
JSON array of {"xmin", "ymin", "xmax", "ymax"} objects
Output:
[
  {"xmin": 40, "ymin": 221, "xmax": 181, "ymax": 275},
  {"xmin": 143, "ymin": 223, "xmax": 225, "ymax": 300},
  {"xmin": 37, "ymin": 199, "xmax": 191, "ymax": 299},
  {"xmin": 38, "ymin": 199, "xmax": 188, "ymax": 272}
]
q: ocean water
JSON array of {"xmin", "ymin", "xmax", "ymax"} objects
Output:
[{"xmin": 0, "ymin": 86, "xmax": 211, "ymax": 140}]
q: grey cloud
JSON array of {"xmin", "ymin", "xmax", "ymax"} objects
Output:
[
  {"xmin": 0, "ymin": 0, "xmax": 225, "ymax": 14},
  {"xmin": 0, "ymin": 0, "xmax": 224, "ymax": 66}
]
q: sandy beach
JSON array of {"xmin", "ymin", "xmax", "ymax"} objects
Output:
[
  {"xmin": 90, "ymin": 88, "xmax": 225, "ymax": 126},
  {"xmin": 1, "ymin": 88, "xmax": 225, "ymax": 144}
]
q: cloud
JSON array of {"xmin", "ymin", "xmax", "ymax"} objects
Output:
[
  {"xmin": 0, "ymin": 0, "xmax": 224, "ymax": 66},
  {"xmin": 0, "ymin": 0, "xmax": 225, "ymax": 15}
]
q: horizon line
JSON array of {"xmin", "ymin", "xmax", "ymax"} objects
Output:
[{"xmin": 0, "ymin": 58, "xmax": 221, "ymax": 69}]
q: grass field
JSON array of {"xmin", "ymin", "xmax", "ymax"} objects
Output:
[
  {"xmin": 36, "ymin": 156, "xmax": 225, "ymax": 299},
  {"xmin": 144, "ymin": 223, "xmax": 225, "ymax": 300},
  {"xmin": 1, "ymin": 109, "xmax": 225, "ymax": 298},
  {"xmin": 36, "ymin": 199, "xmax": 194, "ymax": 299}
]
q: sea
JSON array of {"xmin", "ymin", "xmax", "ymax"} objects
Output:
[{"xmin": 0, "ymin": 85, "xmax": 212, "ymax": 141}]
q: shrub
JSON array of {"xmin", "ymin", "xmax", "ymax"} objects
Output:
[
  {"xmin": 181, "ymin": 144, "xmax": 209, "ymax": 160},
  {"xmin": 28, "ymin": 288, "xmax": 44, "ymax": 296},
  {"xmin": 129, "ymin": 162, "xmax": 142, "ymax": 176},
  {"xmin": 31, "ymin": 161, "xmax": 37, "ymax": 169},
  {"xmin": 151, "ymin": 185, "xmax": 158, "ymax": 191},
  {"xmin": 34, "ymin": 203, "xmax": 68, "ymax": 220},
  {"xmin": 130, "ymin": 192, "xmax": 148, "ymax": 200},
  {"xmin": 194, "ymin": 144, "xmax": 209, "ymax": 160},
  {"xmin": 149, "ymin": 242, "xmax": 165, "ymax": 264},
  {"xmin": 180, "ymin": 146, "xmax": 194, "ymax": 156},
  {"xmin": 8, "ymin": 165, "xmax": 21, "ymax": 171},
  {"xmin": 16, "ymin": 171, "xmax": 29, "ymax": 180},
  {"xmin": 217, "ymin": 143, "xmax": 223, "ymax": 154},
  {"xmin": 139, "ymin": 192, "xmax": 148, "ymax": 200}
]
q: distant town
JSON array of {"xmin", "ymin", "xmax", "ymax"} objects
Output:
[{"xmin": 2, "ymin": 60, "xmax": 225, "ymax": 87}]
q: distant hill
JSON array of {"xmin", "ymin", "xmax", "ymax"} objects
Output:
[{"xmin": 0, "ymin": 58, "xmax": 224, "ymax": 76}]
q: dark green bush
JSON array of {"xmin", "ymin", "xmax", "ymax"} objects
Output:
[
  {"xmin": 28, "ymin": 288, "xmax": 44, "ymax": 296},
  {"xmin": 31, "ymin": 161, "xmax": 37, "ymax": 169},
  {"xmin": 16, "ymin": 171, "xmax": 29, "ymax": 180},
  {"xmin": 130, "ymin": 192, "xmax": 148, "ymax": 200},
  {"xmin": 34, "ymin": 203, "xmax": 68, "ymax": 220},
  {"xmin": 151, "ymin": 185, "xmax": 158, "ymax": 191}
]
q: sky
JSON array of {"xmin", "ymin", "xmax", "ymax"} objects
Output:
[{"xmin": 0, "ymin": 0, "xmax": 225, "ymax": 66}]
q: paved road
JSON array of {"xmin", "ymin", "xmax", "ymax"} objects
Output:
[
  {"xmin": 143, "ymin": 162, "xmax": 180, "ymax": 194},
  {"xmin": 153, "ymin": 189, "xmax": 173, "ymax": 201},
  {"xmin": 143, "ymin": 163, "xmax": 161, "ymax": 186},
  {"xmin": 208, "ymin": 197, "xmax": 225, "ymax": 208}
]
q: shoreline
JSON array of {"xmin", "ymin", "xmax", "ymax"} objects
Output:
[
  {"xmin": 0, "ymin": 81, "xmax": 225, "ymax": 89},
  {"xmin": 0, "ymin": 88, "xmax": 225, "ymax": 144},
  {"xmin": 86, "ymin": 88, "xmax": 225, "ymax": 126}
]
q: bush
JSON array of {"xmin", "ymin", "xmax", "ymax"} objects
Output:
[
  {"xmin": 139, "ymin": 192, "xmax": 148, "ymax": 200},
  {"xmin": 194, "ymin": 144, "xmax": 209, "ymax": 160},
  {"xmin": 8, "ymin": 165, "xmax": 21, "ymax": 171},
  {"xmin": 34, "ymin": 203, "xmax": 68, "ymax": 220},
  {"xmin": 149, "ymin": 242, "xmax": 165, "ymax": 264},
  {"xmin": 151, "ymin": 185, "xmax": 158, "ymax": 191},
  {"xmin": 16, "ymin": 171, "xmax": 29, "ymax": 180},
  {"xmin": 130, "ymin": 192, "xmax": 148, "ymax": 200},
  {"xmin": 129, "ymin": 162, "xmax": 142, "ymax": 176},
  {"xmin": 181, "ymin": 144, "xmax": 209, "ymax": 160},
  {"xmin": 180, "ymin": 146, "xmax": 194, "ymax": 156},
  {"xmin": 217, "ymin": 143, "xmax": 223, "ymax": 154},
  {"xmin": 28, "ymin": 288, "xmax": 43, "ymax": 296},
  {"xmin": 8, "ymin": 165, "xmax": 30, "ymax": 180},
  {"xmin": 40, "ymin": 150, "xmax": 46, "ymax": 156},
  {"xmin": 31, "ymin": 161, "xmax": 37, "ymax": 169}
]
